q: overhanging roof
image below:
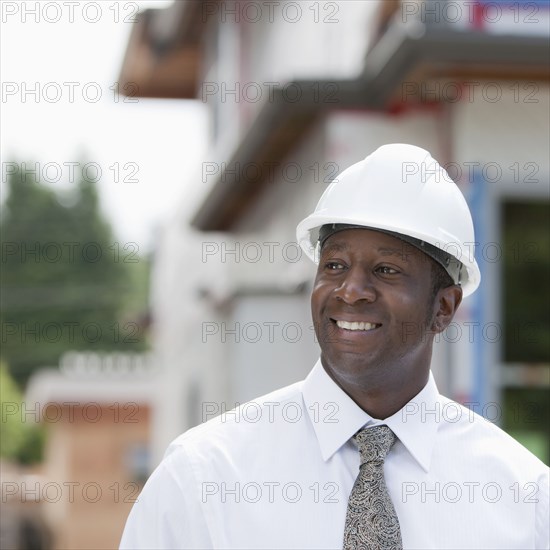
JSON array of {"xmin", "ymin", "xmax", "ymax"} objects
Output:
[
  {"xmin": 118, "ymin": 1, "xmax": 214, "ymax": 99},
  {"xmin": 191, "ymin": 82, "xmax": 368, "ymax": 231},
  {"xmin": 363, "ymin": 24, "xmax": 550, "ymax": 107}
]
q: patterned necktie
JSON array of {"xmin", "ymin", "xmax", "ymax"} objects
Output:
[{"xmin": 343, "ymin": 425, "xmax": 403, "ymax": 550}]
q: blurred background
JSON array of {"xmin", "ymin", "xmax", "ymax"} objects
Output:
[{"xmin": 1, "ymin": 0, "xmax": 549, "ymax": 548}]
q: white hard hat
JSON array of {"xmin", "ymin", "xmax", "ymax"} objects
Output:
[{"xmin": 296, "ymin": 143, "xmax": 481, "ymax": 296}]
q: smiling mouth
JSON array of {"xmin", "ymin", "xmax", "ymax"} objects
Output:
[{"xmin": 332, "ymin": 319, "xmax": 381, "ymax": 332}]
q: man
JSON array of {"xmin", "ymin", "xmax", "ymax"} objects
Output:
[{"xmin": 120, "ymin": 144, "xmax": 548, "ymax": 549}]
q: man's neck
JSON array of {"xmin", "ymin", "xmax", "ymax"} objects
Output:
[{"xmin": 321, "ymin": 358, "xmax": 431, "ymax": 420}]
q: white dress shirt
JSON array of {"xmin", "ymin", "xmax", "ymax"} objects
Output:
[{"xmin": 120, "ymin": 359, "xmax": 549, "ymax": 549}]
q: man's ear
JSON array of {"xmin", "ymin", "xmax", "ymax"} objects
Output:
[{"xmin": 431, "ymin": 285, "xmax": 463, "ymax": 333}]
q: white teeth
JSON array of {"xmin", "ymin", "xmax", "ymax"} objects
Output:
[{"xmin": 336, "ymin": 320, "xmax": 378, "ymax": 331}]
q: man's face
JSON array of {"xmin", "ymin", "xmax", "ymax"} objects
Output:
[{"xmin": 311, "ymin": 229, "xmax": 447, "ymax": 391}]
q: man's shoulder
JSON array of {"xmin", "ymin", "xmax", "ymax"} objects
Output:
[
  {"xmin": 438, "ymin": 395, "xmax": 548, "ymax": 474},
  {"xmin": 165, "ymin": 379, "xmax": 306, "ymax": 460}
]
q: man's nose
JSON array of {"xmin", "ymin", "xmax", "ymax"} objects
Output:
[{"xmin": 333, "ymin": 268, "xmax": 376, "ymax": 304}]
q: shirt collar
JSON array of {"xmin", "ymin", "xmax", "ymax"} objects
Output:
[{"xmin": 301, "ymin": 358, "xmax": 441, "ymax": 472}]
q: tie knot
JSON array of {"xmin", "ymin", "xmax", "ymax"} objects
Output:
[{"xmin": 354, "ymin": 425, "xmax": 396, "ymax": 465}]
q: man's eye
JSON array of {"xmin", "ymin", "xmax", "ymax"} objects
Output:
[
  {"xmin": 377, "ymin": 266, "xmax": 398, "ymax": 275},
  {"xmin": 324, "ymin": 261, "xmax": 344, "ymax": 271}
]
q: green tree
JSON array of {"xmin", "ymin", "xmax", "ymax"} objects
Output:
[
  {"xmin": 0, "ymin": 362, "xmax": 44, "ymax": 464},
  {"xmin": 1, "ymin": 162, "xmax": 149, "ymax": 387}
]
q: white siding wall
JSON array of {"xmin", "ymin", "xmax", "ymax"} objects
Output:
[
  {"xmin": 244, "ymin": 1, "xmax": 377, "ymax": 82},
  {"xmin": 452, "ymin": 82, "xmax": 550, "ymax": 178},
  {"xmin": 150, "ymin": 215, "xmax": 233, "ymax": 463},
  {"xmin": 205, "ymin": 0, "xmax": 380, "ymax": 159},
  {"xmin": 225, "ymin": 121, "xmax": 328, "ymax": 400}
]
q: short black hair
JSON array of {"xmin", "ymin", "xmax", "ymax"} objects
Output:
[{"xmin": 430, "ymin": 259, "xmax": 455, "ymax": 298}]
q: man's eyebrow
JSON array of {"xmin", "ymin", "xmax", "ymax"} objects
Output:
[
  {"xmin": 321, "ymin": 241, "xmax": 350, "ymax": 255},
  {"xmin": 378, "ymin": 247, "xmax": 411, "ymax": 261},
  {"xmin": 321, "ymin": 242, "xmax": 411, "ymax": 261}
]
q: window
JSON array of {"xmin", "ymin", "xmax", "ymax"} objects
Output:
[{"xmin": 501, "ymin": 200, "xmax": 550, "ymax": 463}]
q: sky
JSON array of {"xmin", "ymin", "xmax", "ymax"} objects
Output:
[{"xmin": 1, "ymin": 0, "xmax": 208, "ymax": 253}]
